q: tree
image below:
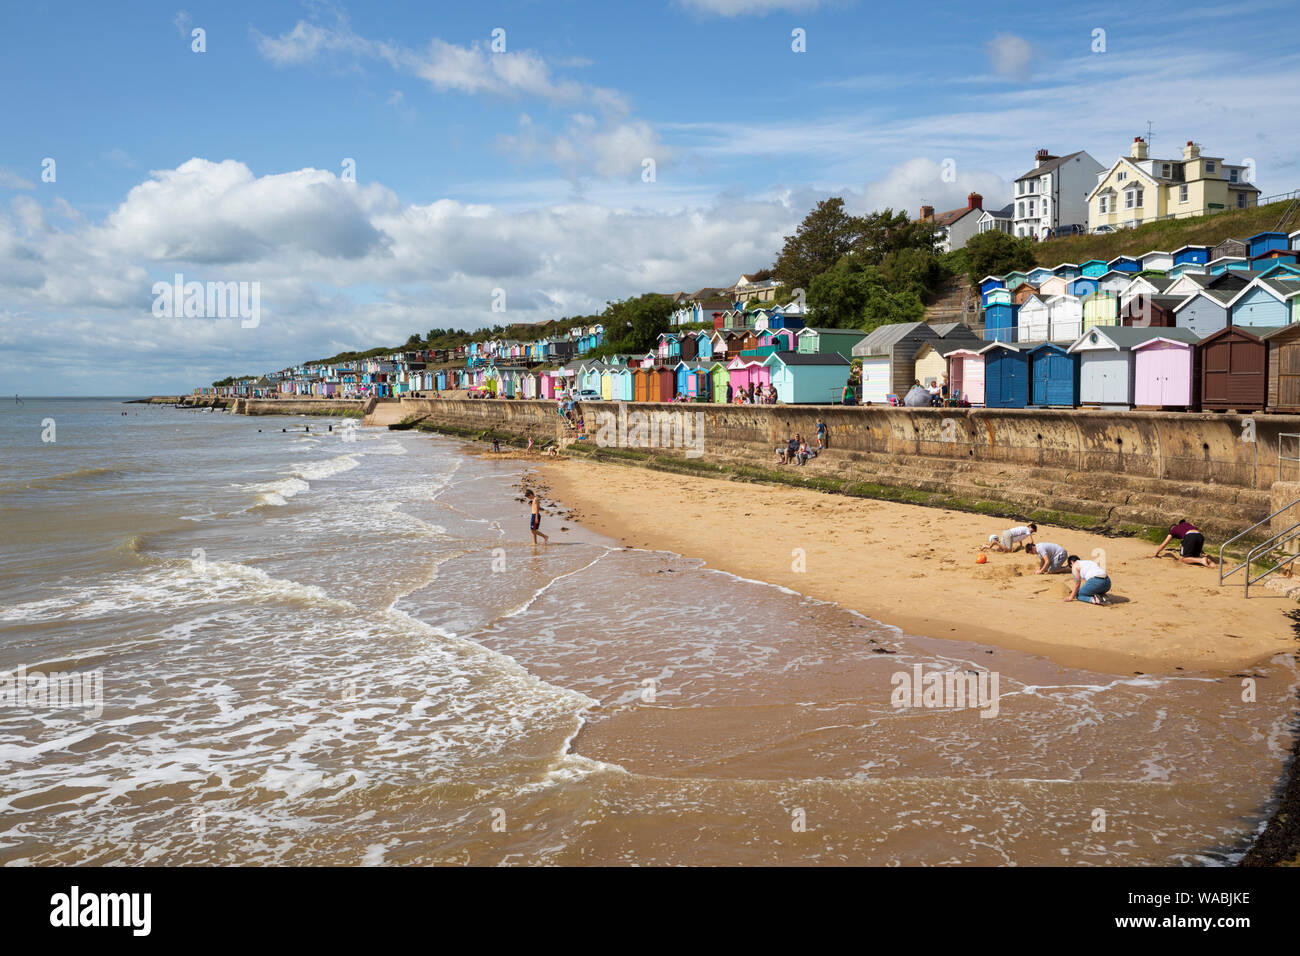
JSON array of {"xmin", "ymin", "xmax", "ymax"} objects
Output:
[
  {"xmin": 773, "ymin": 198, "xmax": 867, "ymax": 292},
  {"xmin": 961, "ymin": 231, "xmax": 1037, "ymax": 285},
  {"xmin": 591, "ymin": 293, "xmax": 673, "ymax": 358},
  {"xmin": 806, "ymin": 258, "xmax": 878, "ymax": 329},
  {"xmin": 853, "ymin": 209, "xmax": 940, "ymax": 264}
]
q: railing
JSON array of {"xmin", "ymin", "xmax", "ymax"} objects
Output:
[
  {"xmin": 1244, "ymin": 523, "xmax": 1300, "ymax": 597},
  {"xmin": 1220, "ymin": 496, "xmax": 1300, "ymax": 587},
  {"xmin": 1278, "ymin": 433, "xmax": 1300, "ymax": 482}
]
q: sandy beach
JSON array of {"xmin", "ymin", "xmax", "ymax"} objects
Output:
[{"xmin": 542, "ymin": 457, "xmax": 1297, "ymax": 675}]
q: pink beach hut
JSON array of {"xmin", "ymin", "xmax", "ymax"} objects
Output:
[
  {"xmin": 726, "ymin": 356, "xmax": 770, "ymax": 396},
  {"xmin": 1132, "ymin": 330, "xmax": 1201, "ymax": 409},
  {"xmin": 946, "ymin": 347, "xmax": 987, "ymax": 406}
]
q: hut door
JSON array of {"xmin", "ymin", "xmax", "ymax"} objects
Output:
[{"xmin": 1278, "ymin": 343, "xmax": 1300, "ymax": 409}]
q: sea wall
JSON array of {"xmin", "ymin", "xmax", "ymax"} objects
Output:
[
  {"xmin": 236, "ymin": 398, "xmax": 366, "ymax": 417},
  {"xmin": 395, "ymin": 398, "xmax": 1297, "ymax": 490}
]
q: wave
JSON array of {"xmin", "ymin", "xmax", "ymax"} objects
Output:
[{"xmin": 0, "ymin": 466, "xmax": 128, "ymax": 495}]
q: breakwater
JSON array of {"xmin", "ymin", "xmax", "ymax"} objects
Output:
[{"xmin": 388, "ymin": 397, "xmax": 1300, "ymax": 538}]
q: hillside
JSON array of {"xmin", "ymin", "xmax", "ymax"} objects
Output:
[{"xmin": 1032, "ymin": 197, "xmax": 1298, "ymax": 266}]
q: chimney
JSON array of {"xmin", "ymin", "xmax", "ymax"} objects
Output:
[
  {"xmin": 1131, "ymin": 136, "xmax": 1148, "ymax": 160},
  {"xmin": 1035, "ymin": 148, "xmax": 1056, "ymax": 168},
  {"xmin": 920, "ymin": 205, "xmax": 935, "ymax": 220},
  {"xmin": 1183, "ymin": 140, "xmax": 1200, "ymax": 161},
  {"xmin": 967, "ymin": 192, "xmax": 983, "ymax": 210}
]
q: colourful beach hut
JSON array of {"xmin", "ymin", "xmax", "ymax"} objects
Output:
[
  {"xmin": 1133, "ymin": 332, "xmax": 1201, "ymax": 409},
  {"xmin": 1080, "ymin": 259, "xmax": 1109, "ymax": 278},
  {"xmin": 764, "ymin": 352, "xmax": 850, "ymax": 404},
  {"xmin": 1199, "ymin": 325, "xmax": 1272, "ymax": 411},
  {"xmin": 1028, "ymin": 343, "xmax": 1079, "ymax": 407},
  {"xmin": 946, "ymin": 347, "xmax": 987, "ymax": 406},
  {"xmin": 1267, "ymin": 325, "xmax": 1300, "ymax": 412},
  {"xmin": 1069, "ymin": 326, "xmax": 1196, "ymax": 408},
  {"xmin": 1174, "ymin": 289, "xmax": 1233, "ymax": 339},
  {"xmin": 706, "ymin": 361, "xmax": 729, "ymax": 403},
  {"xmin": 726, "ymin": 356, "xmax": 769, "ymax": 397},
  {"xmin": 983, "ymin": 343, "xmax": 1031, "ymax": 408}
]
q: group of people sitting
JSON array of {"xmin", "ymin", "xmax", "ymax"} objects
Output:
[
  {"xmin": 728, "ymin": 382, "xmax": 777, "ymax": 405},
  {"xmin": 776, "ymin": 421, "xmax": 828, "ymax": 466},
  {"xmin": 977, "ymin": 518, "xmax": 1216, "ymax": 607}
]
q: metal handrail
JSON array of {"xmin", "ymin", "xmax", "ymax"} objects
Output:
[
  {"xmin": 1219, "ymin": 496, "xmax": 1300, "ymax": 584},
  {"xmin": 1245, "ymin": 523, "xmax": 1300, "ymax": 596}
]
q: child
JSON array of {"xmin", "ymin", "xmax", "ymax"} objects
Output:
[
  {"xmin": 981, "ymin": 523, "xmax": 1037, "ymax": 553},
  {"xmin": 524, "ymin": 490, "xmax": 549, "ymax": 545}
]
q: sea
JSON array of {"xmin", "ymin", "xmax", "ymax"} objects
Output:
[{"xmin": 0, "ymin": 397, "xmax": 1295, "ymax": 865}]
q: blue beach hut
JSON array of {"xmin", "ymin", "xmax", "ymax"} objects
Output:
[
  {"xmin": 1028, "ymin": 343, "xmax": 1080, "ymax": 407},
  {"xmin": 983, "ymin": 302, "xmax": 1019, "ymax": 343},
  {"xmin": 983, "ymin": 343, "xmax": 1031, "ymax": 407}
]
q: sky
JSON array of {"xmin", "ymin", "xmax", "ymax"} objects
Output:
[{"xmin": 2, "ymin": 0, "xmax": 1299, "ymax": 394}]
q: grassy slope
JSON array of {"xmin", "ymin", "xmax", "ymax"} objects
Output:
[{"xmin": 1032, "ymin": 199, "xmax": 1296, "ymax": 266}]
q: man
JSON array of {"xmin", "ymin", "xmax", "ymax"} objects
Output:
[
  {"xmin": 725, "ymin": 381, "xmax": 734, "ymax": 403},
  {"xmin": 524, "ymin": 490, "xmax": 549, "ymax": 545},
  {"xmin": 815, "ymin": 419, "xmax": 827, "ymax": 450},
  {"xmin": 1065, "ymin": 554, "xmax": 1110, "ymax": 606},
  {"xmin": 1027, "ymin": 541, "xmax": 1068, "ymax": 574},
  {"xmin": 1154, "ymin": 519, "xmax": 1216, "ymax": 568},
  {"xmin": 981, "ymin": 523, "xmax": 1037, "ymax": 553}
]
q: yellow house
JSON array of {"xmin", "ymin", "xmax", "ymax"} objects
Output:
[{"xmin": 1087, "ymin": 138, "xmax": 1260, "ymax": 233}]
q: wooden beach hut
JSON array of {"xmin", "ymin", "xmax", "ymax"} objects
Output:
[
  {"xmin": 764, "ymin": 352, "xmax": 851, "ymax": 404},
  {"xmin": 911, "ymin": 342, "xmax": 949, "ymax": 387},
  {"xmin": 1266, "ymin": 325, "xmax": 1300, "ymax": 413},
  {"xmin": 1120, "ymin": 293, "xmax": 1180, "ymax": 328},
  {"xmin": 1199, "ymin": 325, "xmax": 1271, "ymax": 411},
  {"xmin": 1068, "ymin": 327, "xmax": 1196, "ymax": 408},
  {"xmin": 1132, "ymin": 332, "xmax": 1202, "ymax": 409},
  {"xmin": 706, "ymin": 361, "xmax": 729, "ymax": 403},
  {"xmin": 1012, "ymin": 283, "xmax": 1040, "ymax": 305},
  {"xmin": 851, "ymin": 322, "xmax": 941, "ymax": 403},
  {"xmin": 983, "ymin": 343, "xmax": 1031, "ymax": 408},
  {"xmin": 1037, "ymin": 275, "xmax": 1070, "ymax": 298},
  {"xmin": 674, "ymin": 360, "xmax": 709, "ymax": 400},
  {"xmin": 796, "ymin": 327, "xmax": 869, "ymax": 358},
  {"xmin": 946, "ymin": 347, "xmax": 987, "ymax": 406},
  {"xmin": 1017, "ymin": 295, "xmax": 1050, "ymax": 342},
  {"xmin": 1047, "ymin": 295, "xmax": 1083, "ymax": 342},
  {"xmin": 1028, "ymin": 343, "xmax": 1079, "ymax": 407},
  {"xmin": 726, "ymin": 356, "xmax": 769, "ymax": 397},
  {"xmin": 1227, "ymin": 277, "xmax": 1299, "ymax": 330},
  {"xmin": 1174, "ymin": 289, "xmax": 1233, "ymax": 339}
]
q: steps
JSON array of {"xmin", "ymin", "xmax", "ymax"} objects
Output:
[{"xmin": 923, "ymin": 275, "xmax": 978, "ymax": 328}]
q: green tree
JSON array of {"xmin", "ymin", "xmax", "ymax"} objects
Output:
[
  {"xmin": 773, "ymin": 197, "xmax": 867, "ymax": 292},
  {"xmin": 853, "ymin": 209, "xmax": 940, "ymax": 264},
  {"xmin": 806, "ymin": 258, "xmax": 878, "ymax": 329},
  {"xmin": 961, "ymin": 231, "xmax": 1037, "ymax": 285},
  {"xmin": 591, "ymin": 293, "xmax": 673, "ymax": 358}
]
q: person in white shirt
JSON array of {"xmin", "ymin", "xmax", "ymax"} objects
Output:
[
  {"xmin": 981, "ymin": 523, "xmax": 1037, "ymax": 553},
  {"xmin": 1065, "ymin": 554, "xmax": 1111, "ymax": 605},
  {"xmin": 1026, "ymin": 542, "xmax": 1068, "ymax": 574}
]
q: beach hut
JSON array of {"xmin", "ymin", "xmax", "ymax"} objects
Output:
[
  {"xmin": 1227, "ymin": 277, "xmax": 1299, "ymax": 330},
  {"xmin": 1082, "ymin": 292, "xmax": 1119, "ymax": 331},
  {"xmin": 912, "ymin": 342, "xmax": 950, "ymax": 387},
  {"xmin": 1004, "ymin": 271, "xmax": 1029, "ymax": 290},
  {"xmin": 983, "ymin": 302, "xmax": 1018, "ymax": 342},
  {"xmin": 1199, "ymin": 325, "xmax": 1272, "ymax": 411},
  {"xmin": 1017, "ymin": 294, "xmax": 1050, "ymax": 342},
  {"xmin": 1052, "ymin": 263, "xmax": 1081, "ymax": 280},
  {"xmin": 1097, "ymin": 271, "xmax": 1133, "ymax": 296},
  {"xmin": 1080, "ymin": 259, "xmax": 1109, "ymax": 278},
  {"xmin": 979, "ymin": 276, "xmax": 1006, "ymax": 306},
  {"xmin": 1267, "ymin": 325, "xmax": 1300, "ymax": 412},
  {"xmin": 1120, "ymin": 293, "xmax": 1181, "ymax": 328},
  {"xmin": 796, "ymin": 327, "xmax": 869, "ymax": 358},
  {"xmin": 983, "ymin": 343, "xmax": 1031, "ymax": 408},
  {"xmin": 611, "ymin": 367, "xmax": 634, "ymax": 401},
  {"xmin": 673, "ymin": 360, "xmax": 708, "ymax": 400},
  {"xmin": 1139, "ymin": 251, "xmax": 1174, "ymax": 272},
  {"xmin": 1027, "ymin": 267, "xmax": 1053, "ymax": 286},
  {"xmin": 1132, "ymin": 331, "xmax": 1202, "ymax": 409},
  {"xmin": 705, "ymin": 361, "xmax": 729, "ymax": 403},
  {"xmin": 985, "ymin": 287, "xmax": 1012, "ymax": 307},
  {"xmin": 1247, "ymin": 232, "xmax": 1289, "ymax": 258},
  {"xmin": 679, "ymin": 331, "xmax": 700, "ymax": 361},
  {"xmin": 1069, "ymin": 327, "xmax": 1198, "ymax": 408},
  {"xmin": 852, "ymin": 322, "xmax": 941, "ymax": 402},
  {"xmin": 1167, "ymin": 261, "xmax": 1207, "ymax": 278},
  {"xmin": 1037, "ymin": 275, "xmax": 1070, "ymax": 298},
  {"xmin": 726, "ymin": 356, "xmax": 769, "ymax": 398},
  {"xmin": 764, "ymin": 352, "xmax": 851, "ymax": 404},
  {"xmin": 1207, "ymin": 257, "xmax": 1248, "ymax": 274},
  {"xmin": 1174, "ymin": 289, "xmax": 1233, "ymax": 339},
  {"xmin": 539, "ymin": 372, "xmax": 556, "ymax": 400},
  {"xmin": 1068, "ymin": 277, "xmax": 1099, "ymax": 298},
  {"xmin": 1028, "ymin": 343, "xmax": 1079, "ymax": 407},
  {"xmin": 1012, "ymin": 283, "xmax": 1040, "ymax": 305},
  {"xmin": 1108, "ymin": 256, "xmax": 1140, "ymax": 274},
  {"xmin": 1047, "ymin": 295, "xmax": 1083, "ymax": 341},
  {"xmin": 946, "ymin": 347, "xmax": 987, "ymax": 405},
  {"xmin": 1172, "ymin": 245, "xmax": 1211, "ymax": 266}
]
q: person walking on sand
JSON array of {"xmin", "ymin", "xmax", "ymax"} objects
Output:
[
  {"xmin": 1026, "ymin": 541, "xmax": 1069, "ymax": 574},
  {"xmin": 981, "ymin": 523, "xmax": 1036, "ymax": 553},
  {"xmin": 1065, "ymin": 554, "xmax": 1110, "ymax": 605},
  {"xmin": 525, "ymin": 490, "xmax": 549, "ymax": 545},
  {"xmin": 1154, "ymin": 519, "xmax": 1217, "ymax": 568}
]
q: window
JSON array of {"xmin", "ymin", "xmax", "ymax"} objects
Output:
[
  {"xmin": 1179, "ymin": 184, "xmax": 1188, "ymax": 203},
  {"xmin": 1018, "ymin": 202, "xmax": 1025, "ymax": 218},
  {"xmin": 1229, "ymin": 169, "xmax": 1239, "ymax": 183},
  {"xmin": 1238, "ymin": 192, "xmax": 1247, "ymax": 209},
  {"xmin": 1099, "ymin": 195, "xmax": 1109, "ymax": 214},
  {"xmin": 1161, "ymin": 163, "xmax": 1171, "ymax": 178},
  {"xmin": 1118, "ymin": 171, "xmax": 1127, "ymax": 181},
  {"xmin": 1028, "ymin": 201, "xmax": 1036, "ymax": 217},
  {"xmin": 1206, "ymin": 161, "xmax": 1216, "ymax": 173},
  {"xmin": 1124, "ymin": 188, "xmax": 1144, "ymax": 209}
]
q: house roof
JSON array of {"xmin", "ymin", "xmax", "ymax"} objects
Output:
[
  {"xmin": 930, "ymin": 322, "xmax": 978, "ymax": 338},
  {"xmin": 978, "ymin": 203, "xmax": 1015, "ymax": 220},
  {"xmin": 764, "ymin": 352, "xmax": 851, "ymax": 367},
  {"xmin": 1068, "ymin": 326, "xmax": 1200, "ymax": 352},
  {"xmin": 1015, "ymin": 150, "xmax": 1091, "ymax": 182},
  {"xmin": 929, "ymin": 205, "xmax": 981, "ymax": 229}
]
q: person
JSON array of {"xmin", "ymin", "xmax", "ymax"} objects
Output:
[
  {"xmin": 747, "ymin": 382, "xmax": 756, "ymax": 404},
  {"xmin": 524, "ymin": 490, "xmax": 549, "ymax": 545},
  {"xmin": 940, "ymin": 375, "xmax": 950, "ymax": 405},
  {"xmin": 1065, "ymin": 554, "xmax": 1110, "ymax": 605},
  {"xmin": 491, "ymin": 437, "xmax": 501, "ymax": 453},
  {"xmin": 726, "ymin": 381, "xmax": 733, "ymax": 403},
  {"xmin": 1154, "ymin": 519, "xmax": 1216, "ymax": 568},
  {"xmin": 815, "ymin": 419, "xmax": 827, "ymax": 450},
  {"xmin": 928, "ymin": 380, "xmax": 942, "ymax": 407},
  {"xmin": 981, "ymin": 523, "xmax": 1037, "ymax": 553},
  {"xmin": 796, "ymin": 439, "xmax": 810, "ymax": 465},
  {"xmin": 782, "ymin": 435, "xmax": 799, "ymax": 464},
  {"xmin": 1026, "ymin": 541, "xmax": 1069, "ymax": 574}
]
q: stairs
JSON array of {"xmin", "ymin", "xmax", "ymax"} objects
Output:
[{"xmin": 923, "ymin": 275, "xmax": 979, "ymax": 329}]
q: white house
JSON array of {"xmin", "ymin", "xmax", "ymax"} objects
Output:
[
  {"xmin": 918, "ymin": 193, "xmax": 989, "ymax": 252},
  {"xmin": 1012, "ymin": 148, "xmax": 1105, "ymax": 239}
]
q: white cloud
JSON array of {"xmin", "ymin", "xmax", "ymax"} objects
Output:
[
  {"xmin": 0, "ymin": 159, "xmax": 802, "ymax": 393},
  {"xmin": 986, "ymin": 33, "xmax": 1035, "ymax": 81},
  {"xmin": 0, "ymin": 168, "xmax": 36, "ymax": 190},
  {"xmin": 858, "ymin": 158, "xmax": 1010, "ymax": 218},
  {"xmin": 676, "ymin": 0, "xmax": 828, "ymax": 15},
  {"xmin": 173, "ymin": 10, "xmax": 191, "ymax": 39}
]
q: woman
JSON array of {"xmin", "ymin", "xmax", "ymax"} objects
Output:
[{"xmin": 1065, "ymin": 554, "xmax": 1110, "ymax": 606}]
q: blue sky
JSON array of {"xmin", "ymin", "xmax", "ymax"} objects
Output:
[{"xmin": 2, "ymin": 0, "xmax": 1298, "ymax": 394}]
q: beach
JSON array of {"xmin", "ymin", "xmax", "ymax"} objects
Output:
[{"xmin": 542, "ymin": 457, "xmax": 1297, "ymax": 676}]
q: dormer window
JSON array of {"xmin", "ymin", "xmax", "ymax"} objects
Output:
[
  {"xmin": 1206, "ymin": 161, "xmax": 1216, "ymax": 173},
  {"xmin": 1161, "ymin": 163, "xmax": 1171, "ymax": 177},
  {"xmin": 1229, "ymin": 169, "xmax": 1239, "ymax": 183},
  {"xmin": 1117, "ymin": 171, "xmax": 1127, "ymax": 181}
]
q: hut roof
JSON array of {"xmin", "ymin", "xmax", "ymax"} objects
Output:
[
  {"xmin": 1068, "ymin": 326, "xmax": 1199, "ymax": 352},
  {"xmin": 851, "ymin": 322, "xmax": 933, "ymax": 357},
  {"xmin": 764, "ymin": 352, "xmax": 851, "ymax": 367}
]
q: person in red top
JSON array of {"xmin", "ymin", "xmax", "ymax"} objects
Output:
[{"xmin": 1154, "ymin": 519, "xmax": 1216, "ymax": 568}]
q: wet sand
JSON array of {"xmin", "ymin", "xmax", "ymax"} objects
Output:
[{"xmin": 542, "ymin": 458, "xmax": 1298, "ymax": 676}]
